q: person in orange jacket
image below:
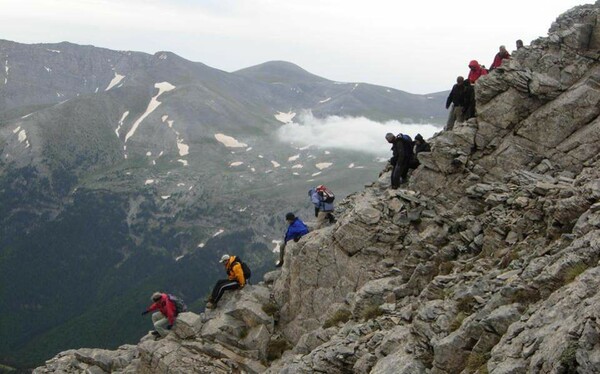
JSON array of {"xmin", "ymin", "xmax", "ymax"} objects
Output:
[
  {"xmin": 141, "ymin": 292, "xmax": 178, "ymax": 338},
  {"xmin": 206, "ymin": 254, "xmax": 245, "ymax": 309},
  {"xmin": 467, "ymin": 60, "xmax": 488, "ymax": 84}
]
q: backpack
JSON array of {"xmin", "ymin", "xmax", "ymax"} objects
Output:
[
  {"xmin": 316, "ymin": 185, "xmax": 335, "ymax": 203},
  {"xmin": 232, "ymin": 257, "xmax": 252, "ymax": 279},
  {"xmin": 397, "ymin": 134, "xmax": 415, "ymax": 161},
  {"xmin": 168, "ymin": 294, "xmax": 188, "ymax": 314}
]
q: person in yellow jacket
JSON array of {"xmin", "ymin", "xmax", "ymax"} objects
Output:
[{"xmin": 206, "ymin": 254, "xmax": 245, "ymax": 309}]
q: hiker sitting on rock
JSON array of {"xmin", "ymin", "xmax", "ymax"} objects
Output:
[
  {"xmin": 276, "ymin": 212, "xmax": 309, "ymax": 267},
  {"xmin": 308, "ymin": 185, "xmax": 336, "ymax": 229},
  {"xmin": 490, "ymin": 45, "xmax": 510, "ymax": 71},
  {"xmin": 142, "ymin": 292, "xmax": 178, "ymax": 339},
  {"xmin": 409, "ymin": 133, "xmax": 431, "ymax": 169},
  {"xmin": 206, "ymin": 254, "xmax": 246, "ymax": 309}
]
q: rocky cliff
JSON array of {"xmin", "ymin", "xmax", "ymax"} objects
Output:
[{"xmin": 34, "ymin": 2, "xmax": 600, "ymax": 373}]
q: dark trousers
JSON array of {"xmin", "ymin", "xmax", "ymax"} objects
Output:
[
  {"xmin": 391, "ymin": 162, "xmax": 409, "ymax": 187},
  {"xmin": 211, "ymin": 279, "xmax": 240, "ymax": 304}
]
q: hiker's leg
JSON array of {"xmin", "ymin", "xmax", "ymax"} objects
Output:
[
  {"xmin": 316, "ymin": 211, "xmax": 329, "ymax": 229},
  {"xmin": 152, "ymin": 312, "xmax": 169, "ymax": 337},
  {"xmin": 454, "ymin": 106, "xmax": 465, "ymax": 124},
  {"xmin": 279, "ymin": 242, "xmax": 287, "ymax": 264},
  {"xmin": 213, "ymin": 281, "xmax": 240, "ymax": 304},
  {"xmin": 445, "ymin": 104, "xmax": 456, "ymax": 131},
  {"xmin": 391, "ymin": 163, "xmax": 402, "ymax": 188},
  {"xmin": 211, "ymin": 279, "xmax": 230, "ymax": 302}
]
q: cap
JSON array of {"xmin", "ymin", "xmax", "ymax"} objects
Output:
[
  {"xmin": 285, "ymin": 212, "xmax": 295, "ymax": 221},
  {"xmin": 151, "ymin": 292, "xmax": 162, "ymax": 302},
  {"xmin": 415, "ymin": 134, "xmax": 424, "ymax": 141},
  {"xmin": 385, "ymin": 133, "xmax": 395, "ymax": 142},
  {"xmin": 220, "ymin": 254, "xmax": 230, "ymax": 263}
]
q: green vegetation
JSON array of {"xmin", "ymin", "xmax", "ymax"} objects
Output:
[
  {"xmin": 559, "ymin": 342, "xmax": 578, "ymax": 373},
  {"xmin": 464, "ymin": 352, "xmax": 489, "ymax": 373},
  {"xmin": 323, "ymin": 309, "xmax": 352, "ymax": 329},
  {"xmin": 563, "ymin": 263, "xmax": 589, "ymax": 284},
  {"xmin": 362, "ymin": 305, "xmax": 383, "ymax": 321}
]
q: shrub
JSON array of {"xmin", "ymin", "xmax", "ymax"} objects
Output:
[
  {"xmin": 323, "ymin": 309, "xmax": 352, "ymax": 329},
  {"xmin": 262, "ymin": 302, "xmax": 278, "ymax": 316},
  {"xmin": 266, "ymin": 338, "xmax": 291, "ymax": 361},
  {"xmin": 559, "ymin": 342, "xmax": 578, "ymax": 372},
  {"xmin": 464, "ymin": 352, "xmax": 488, "ymax": 373},
  {"xmin": 362, "ymin": 304, "xmax": 383, "ymax": 321},
  {"xmin": 563, "ymin": 263, "xmax": 589, "ymax": 284}
]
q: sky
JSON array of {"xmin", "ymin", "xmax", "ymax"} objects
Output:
[{"xmin": 0, "ymin": 0, "xmax": 591, "ymax": 94}]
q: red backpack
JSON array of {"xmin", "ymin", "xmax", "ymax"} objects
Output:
[{"xmin": 316, "ymin": 185, "xmax": 335, "ymax": 203}]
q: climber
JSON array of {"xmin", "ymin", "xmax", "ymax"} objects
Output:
[
  {"xmin": 467, "ymin": 60, "xmax": 488, "ymax": 84},
  {"xmin": 141, "ymin": 292, "xmax": 178, "ymax": 339},
  {"xmin": 463, "ymin": 79, "xmax": 476, "ymax": 120},
  {"xmin": 445, "ymin": 76, "xmax": 467, "ymax": 131},
  {"xmin": 385, "ymin": 132, "xmax": 414, "ymax": 188},
  {"xmin": 490, "ymin": 45, "xmax": 510, "ymax": 71},
  {"xmin": 414, "ymin": 134, "xmax": 431, "ymax": 155},
  {"xmin": 206, "ymin": 254, "xmax": 246, "ymax": 309},
  {"xmin": 308, "ymin": 185, "xmax": 336, "ymax": 229},
  {"xmin": 275, "ymin": 212, "xmax": 309, "ymax": 267}
]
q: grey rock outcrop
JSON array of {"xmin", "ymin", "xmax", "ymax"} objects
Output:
[{"xmin": 34, "ymin": 2, "xmax": 600, "ymax": 373}]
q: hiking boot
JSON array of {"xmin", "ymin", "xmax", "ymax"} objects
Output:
[{"xmin": 150, "ymin": 330, "xmax": 160, "ymax": 337}]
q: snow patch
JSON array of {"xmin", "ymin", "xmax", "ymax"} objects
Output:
[
  {"xmin": 271, "ymin": 160, "xmax": 280, "ymax": 168},
  {"xmin": 246, "ymin": 147, "xmax": 253, "ymax": 151},
  {"xmin": 239, "ymin": 207, "xmax": 248, "ymax": 212},
  {"xmin": 161, "ymin": 115, "xmax": 168, "ymax": 122},
  {"xmin": 351, "ymin": 83, "xmax": 359, "ymax": 91},
  {"xmin": 21, "ymin": 113, "xmax": 33, "ymax": 119},
  {"xmin": 145, "ymin": 179, "xmax": 154, "ymax": 185},
  {"xmin": 315, "ymin": 162, "xmax": 333, "ymax": 170},
  {"xmin": 348, "ymin": 163, "xmax": 355, "ymax": 168},
  {"xmin": 312, "ymin": 171, "xmax": 322, "ymax": 176},
  {"xmin": 250, "ymin": 167, "xmax": 256, "ymax": 172},
  {"xmin": 324, "ymin": 151, "xmax": 330, "ymax": 155},
  {"xmin": 105, "ymin": 72, "xmax": 125, "ymax": 91},
  {"xmin": 161, "ymin": 195, "xmax": 171, "ymax": 200},
  {"xmin": 275, "ymin": 111, "xmax": 296, "ymax": 124},
  {"xmin": 197, "ymin": 242, "xmax": 205, "ymax": 248},
  {"xmin": 319, "ymin": 97, "xmax": 331, "ymax": 103},
  {"xmin": 299, "ymin": 144, "xmax": 312, "ymax": 151},
  {"xmin": 177, "ymin": 183, "xmax": 186, "ymax": 187},
  {"xmin": 46, "ymin": 49, "xmax": 60, "ymax": 53},
  {"xmin": 291, "ymin": 164, "xmax": 303, "ymax": 169},
  {"xmin": 178, "ymin": 159, "xmax": 188, "ymax": 166},
  {"xmin": 44, "ymin": 66, "xmax": 51, "ymax": 72},
  {"xmin": 125, "ymin": 82, "xmax": 176, "ymax": 143},
  {"xmin": 288, "ymin": 154, "xmax": 300, "ymax": 162},
  {"xmin": 13, "ymin": 126, "xmax": 21, "ymax": 134},
  {"xmin": 116, "ymin": 111, "xmax": 129, "ymax": 137},
  {"xmin": 258, "ymin": 155, "xmax": 264, "ymax": 159},
  {"xmin": 212, "ymin": 229, "xmax": 224, "ymax": 237},
  {"xmin": 146, "ymin": 152, "xmax": 152, "ymax": 156},
  {"xmin": 214, "ymin": 133, "xmax": 247, "ymax": 148},
  {"xmin": 95, "ymin": 87, "xmax": 99, "ymax": 93},
  {"xmin": 230, "ymin": 161, "xmax": 244, "ymax": 167},
  {"xmin": 175, "ymin": 255, "xmax": 185, "ymax": 261}
]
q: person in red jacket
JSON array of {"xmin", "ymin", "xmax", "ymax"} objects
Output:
[
  {"xmin": 490, "ymin": 45, "xmax": 510, "ymax": 71},
  {"xmin": 142, "ymin": 292, "xmax": 178, "ymax": 338},
  {"xmin": 467, "ymin": 60, "xmax": 488, "ymax": 84}
]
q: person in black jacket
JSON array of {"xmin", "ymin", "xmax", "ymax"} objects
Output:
[
  {"xmin": 445, "ymin": 76, "xmax": 467, "ymax": 131},
  {"xmin": 463, "ymin": 79, "xmax": 476, "ymax": 120},
  {"xmin": 385, "ymin": 133, "xmax": 414, "ymax": 189}
]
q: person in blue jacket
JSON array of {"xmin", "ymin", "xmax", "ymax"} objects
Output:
[
  {"xmin": 308, "ymin": 187, "xmax": 336, "ymax": 229},
  {"xmin": 276, "ymin": 212, "xmax": 309, "ymax": 267}
]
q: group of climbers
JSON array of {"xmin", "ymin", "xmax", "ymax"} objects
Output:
[
  {"xmin": 384, "ymin": 132, "xmax": 431, "ymax": 188},
  {"xmin": 446, "ymin": 42, "xmax": 516, "ymax": 130}
]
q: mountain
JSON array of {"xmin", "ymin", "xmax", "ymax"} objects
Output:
[
  {"xmin": 31, "ymin": 2, "xmax": 600, "ymax": 373},
  {"xmin": 0, "ymin": 39, "xmax": 446, "ymax": 369}
]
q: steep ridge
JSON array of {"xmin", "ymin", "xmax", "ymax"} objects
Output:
[{"xmin": 34, "ymin": 2, "xmax": 600, "ymax": 373}]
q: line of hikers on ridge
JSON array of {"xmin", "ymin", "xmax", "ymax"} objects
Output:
[
  {"xmin": 446, "ymin": 41, "xmax": 520, "ymax": 131},
  {"xmin": 141, "ymin": 41, "xmax": 520, "ymax": 339}
]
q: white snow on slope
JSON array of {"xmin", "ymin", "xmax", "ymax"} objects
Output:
[
  {"xmin": 46, "ymin": 49, "xmax": 60, "ymax": 53},
  {"xmin": 288, "ymin": 154, "xmax": 300, "ymax": 162},
  {"xmin": 161, "ymin": 195, "xmax": 171, "ymax": 200},
  {"xmin": 319, "ymin": 97, "xmax": 331, "ymax": 103},
  {"xmin": 312, "ymin": 171, "xmax": 322, "ymax": 176},
  {"xmin": 44, "ymin": 66, "xmax": 51, "ymax": 72},
  {"xmin": 4, "ymin": 60, "xmax": 8, "ymax": 84},
  {"xmin": 213, "ymin": 229, "xmax": 224, "ymax": 237},
  {"xmin": 291, "ymin": 164, "xmax": 303, "ymax": 169},
  {"xmin": 175, "ymin": 255, "xmax": 185, "ymax": 261},
  {"xmin": 198, "ymin": 243, "xmax": 205, "ymax": 248},
  {"xmin": 162, "ymin": 115, "xmax": 189, "ymax": 156},
  {"xmin": 116, "ymin": 111, "xmax": 129, "ymax": 137},
  {"xmin": 105, "ymin": 72, "xmax": 125, "ymax": 91},
  {"xmin": 348, "ymin": 163, "xmax": 355, "ymax": 168},
  {"xmin": 351, "ymin": 83, "xmax": 359, "ymax": 91},
  {"xmin": 271, "ymin": 160, "xmax": 280, "ymax": 168},
  {"xmin": 275, "ymin": 111, "xmax": 296, "ymax": 124},
  {"xmin": 214, "ymin": 133, "xmax": 247, "ymax": 148},
  {"xmin": 178, "ymin": 159, "xmax": 188, "ymax": 166},
  {"xmin": 230, "ymin": 161, "xmax": 244, "ymax": 167},
  {"xmin": 145, "ymin": 179, "xmax": 154, "ymax": 185},
  {"xmin": 315, "ymin": 162, "xmax": 332, "ymax": 170},
  {"xmin": 13, "ymin": 126, "xmax": 21, "ymax": 134},
  {"xmin": 125, "ymin": 82, "xmax": 176, "ymax": 143}
]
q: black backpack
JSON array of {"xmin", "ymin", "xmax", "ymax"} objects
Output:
[
  {"xmin": 316, "ymin": 185, "xmax": 335, "ymax": 203},
  {"xmin": 397, "ymin": 134, "xmax": 415, "ymax": 161},
  {"xmin": 168, "ymin": 294, "xmax": 188, "ymax": 313},
  {"xmin": 232, "ymin": 257, "xmax": 252, "ymax": 279}
]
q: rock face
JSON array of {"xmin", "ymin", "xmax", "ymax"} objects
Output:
[{"xmin": 34, "ymin": 3, "xmax": 600, "ymax": 373}]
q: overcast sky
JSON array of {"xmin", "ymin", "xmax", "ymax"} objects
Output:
[{"xmin": 0, "ymin": 0, "xmax": 591, "ymax": 94}]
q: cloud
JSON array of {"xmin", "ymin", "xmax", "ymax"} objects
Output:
[{"xmin": 276, "ymin": 113, "xmax": 441, "ymax": 158}]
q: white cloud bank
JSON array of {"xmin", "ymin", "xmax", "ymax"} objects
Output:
[{"xmin": 276, "ymin": 113, "xmax": 441, "ymax": 158}]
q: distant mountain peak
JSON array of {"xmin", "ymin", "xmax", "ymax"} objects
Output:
[{"xmin": 234, "ymin": 60, "xmax": 329, "ymax": 84}]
